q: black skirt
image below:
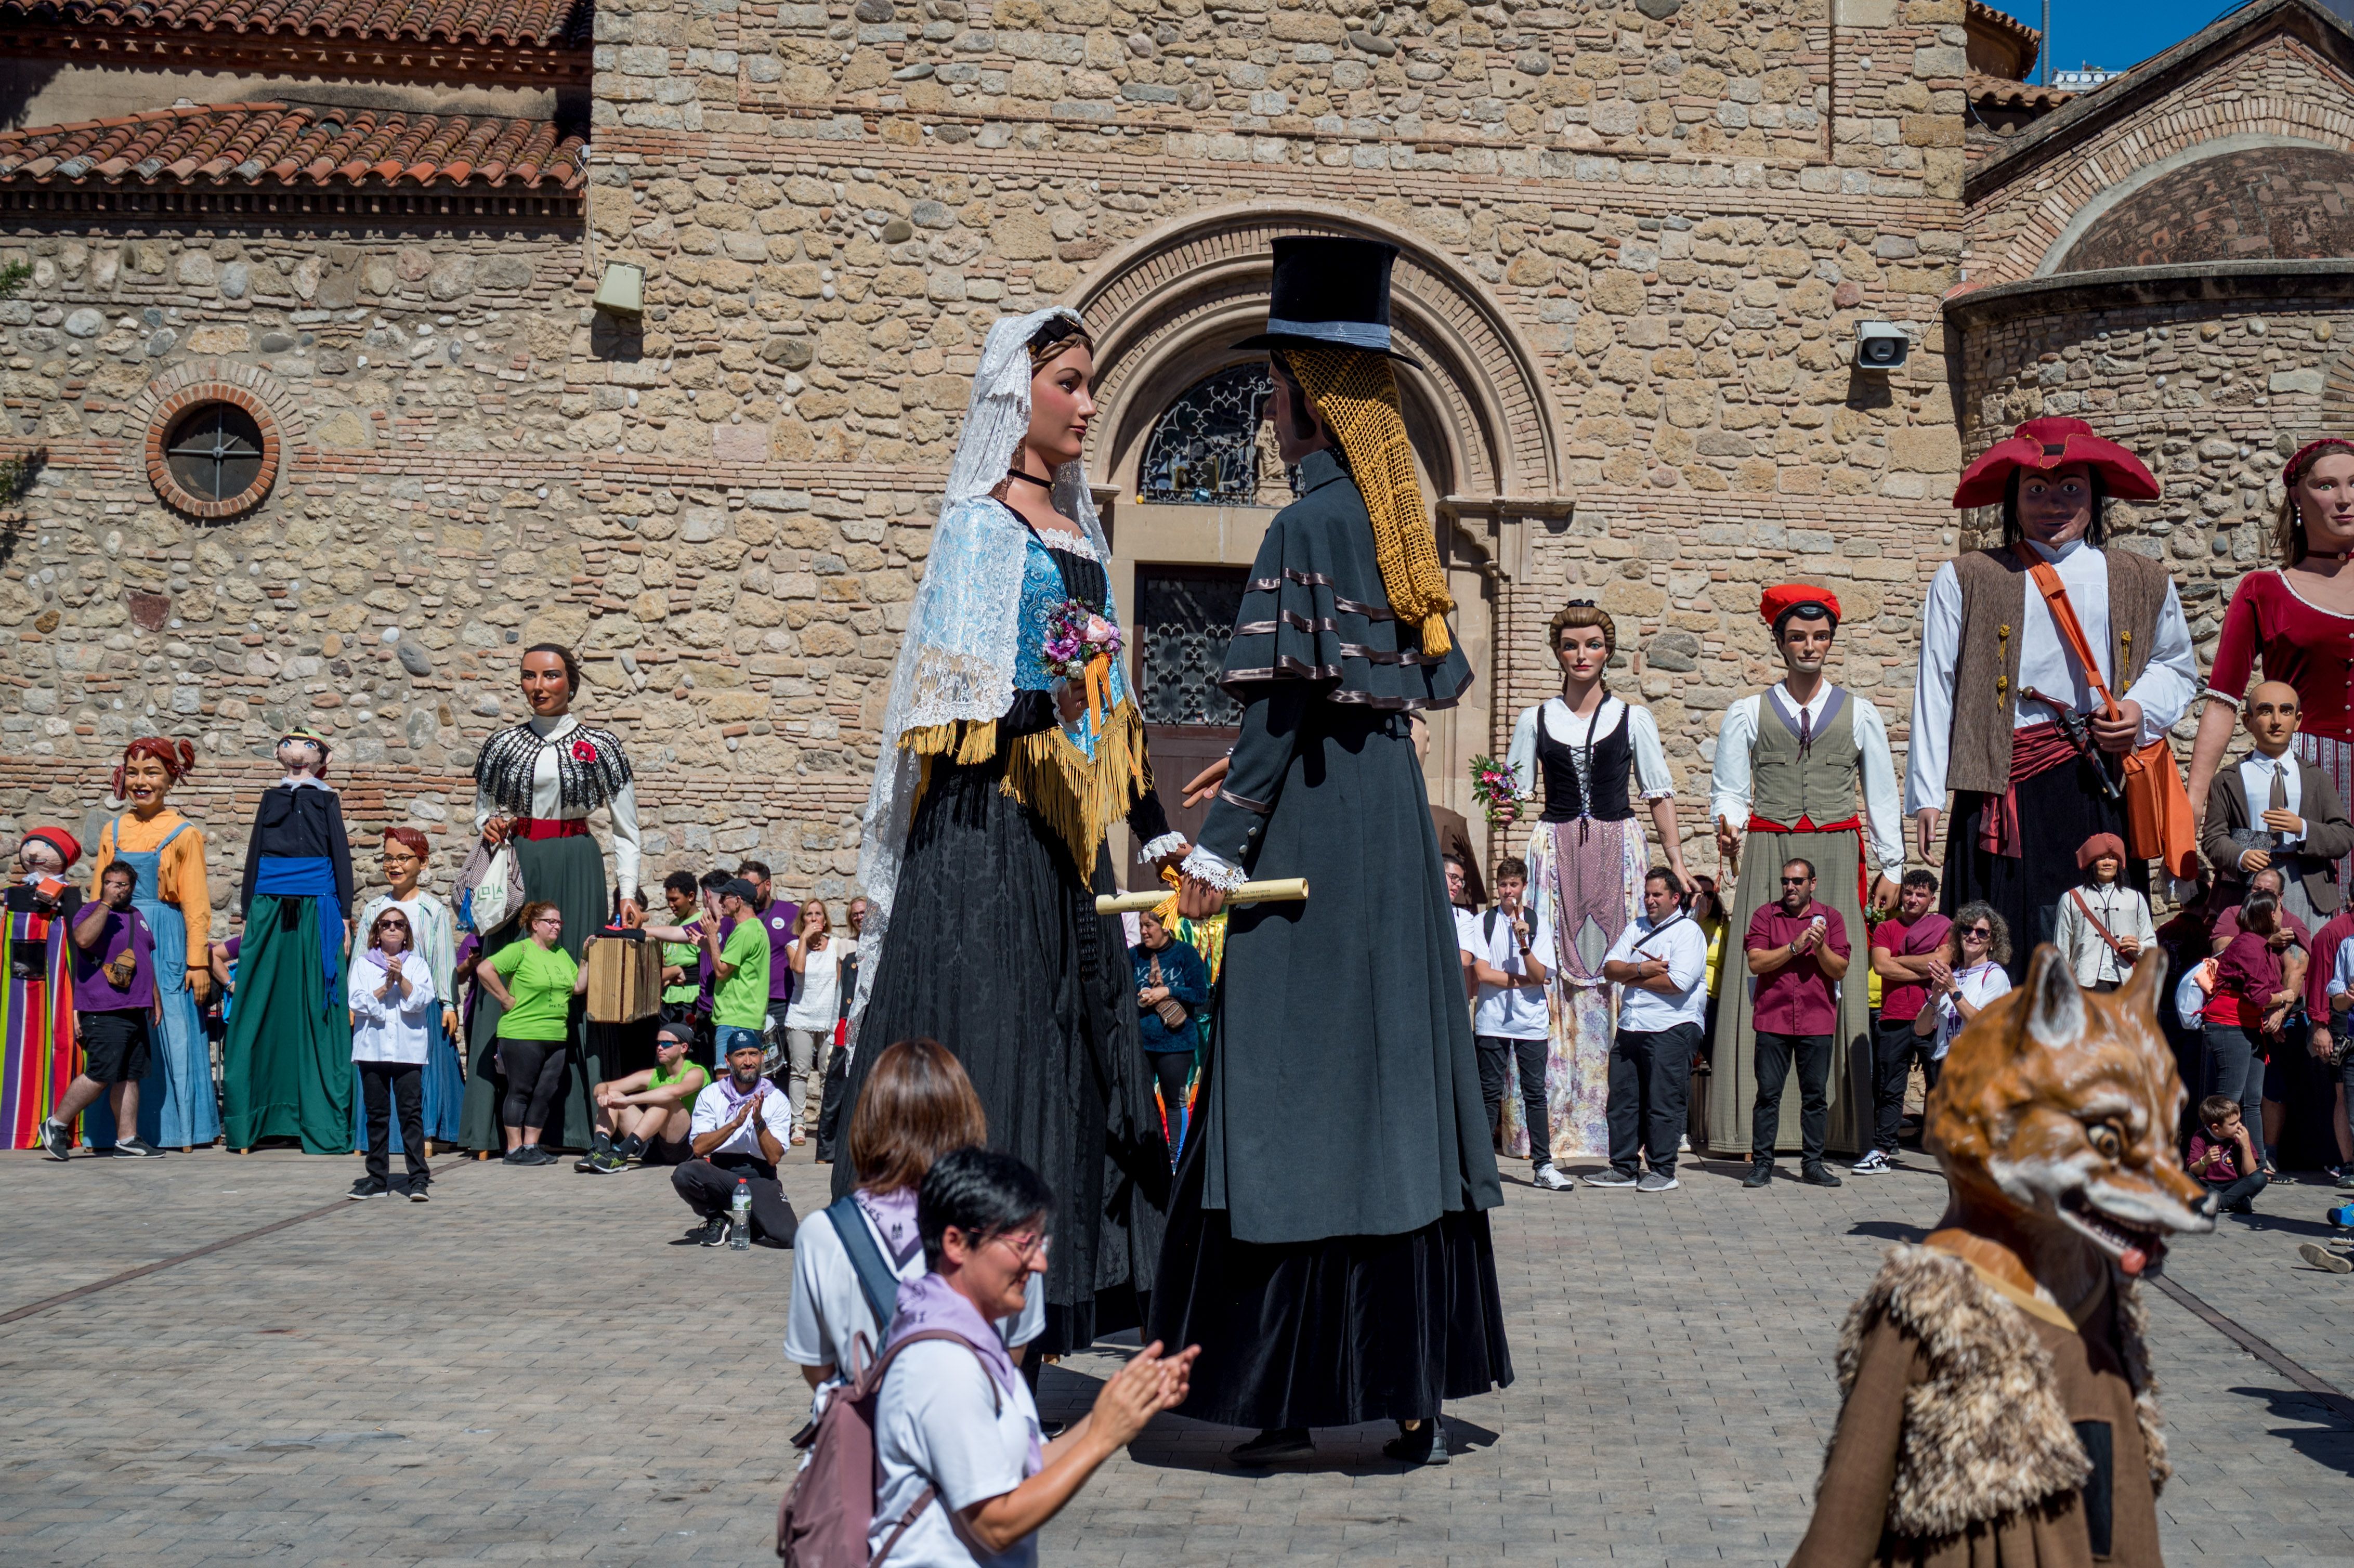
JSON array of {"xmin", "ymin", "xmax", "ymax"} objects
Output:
[
  {"xmin": 1943, "ymin": 754, "xmax": 2145, "ymax": 984},
  {"xmin": 1149, "ymin": 1033, "xmax": 1514, "ymax": 1429},
  {"xmin": 835, "ymin": 756, "xmax": 1169, "ymax": 1356}
]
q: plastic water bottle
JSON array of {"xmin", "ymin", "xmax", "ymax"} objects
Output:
[{"xmin": 730, "ymin": 1178, "xmax": 753, "ymax": 1250}]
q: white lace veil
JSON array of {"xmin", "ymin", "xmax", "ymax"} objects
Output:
[{"xmin": 850, "ymin": 305, "xmax": 1110, "ymax": 1033}]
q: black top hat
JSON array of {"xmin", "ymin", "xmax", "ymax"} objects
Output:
[{"xmin": 1233, "ymin": 236, "xmax": 1423, "ymax": 368}]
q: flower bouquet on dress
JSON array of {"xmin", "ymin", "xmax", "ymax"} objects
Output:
[
  {"xmin": 1469, "ymin": 754, "xmax": 1530, "ymax": 829},
  {"xmin": 1042, "ymin": 596, "xmax": 1122, "ymax": 739}
]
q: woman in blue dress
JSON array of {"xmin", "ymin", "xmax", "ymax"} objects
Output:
[{"xmin": 832, "ymin": 307, "xmax": 1183, "ymax": 1356}]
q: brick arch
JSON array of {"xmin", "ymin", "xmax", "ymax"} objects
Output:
[
  {"xmin": 127, "ymin": 359, "xmax": 308, "ymax": 521},
  {"xmin": 1068, "ymin": 204, "xmax": 1562, "ymax": 502}
]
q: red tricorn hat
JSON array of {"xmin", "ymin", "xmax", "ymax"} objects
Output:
[
  {"xmin": 1759, "ymin": 583, "xmax": 1842, "ymax": 632},
  {"xmin": 1952, "ymin": 416, "xmax": 2162, "ymax": 509}
]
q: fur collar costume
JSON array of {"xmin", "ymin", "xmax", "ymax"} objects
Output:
[{"xmin": 1826, "ymin": 1244, "xmax": 2167, "ymax": 1540}]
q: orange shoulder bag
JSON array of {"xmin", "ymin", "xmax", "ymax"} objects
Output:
[{"xmin": 2017, "ymin": 548, "xmax": 2199, "ymax": 879}]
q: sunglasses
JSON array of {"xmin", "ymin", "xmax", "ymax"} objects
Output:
[
  {"xmin": 1779, "ymin": 876, "xmax": 1811, "ymax": 886},
  {"xmin": 1961, "ymin": 926, "xmax": 1992, "ymax": 939}
]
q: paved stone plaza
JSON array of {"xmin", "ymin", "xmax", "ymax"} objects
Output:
[{"xmin": 4, "ymin": 1142, "xmax": 2352, "ymax": 1566}]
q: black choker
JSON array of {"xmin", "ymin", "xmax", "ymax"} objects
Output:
[{"xmin": 1005, "ymin": 466, "xmax": 1054, "ymax": 491}]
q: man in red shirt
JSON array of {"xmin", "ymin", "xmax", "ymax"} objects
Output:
[
  {"xmin": 1743, "ymin": 857, "xmax": 1851, "ymax": 1188},
  {"xmin": 1859, "ymin": 869, "xmax": 1950, "ymax": 1174}
]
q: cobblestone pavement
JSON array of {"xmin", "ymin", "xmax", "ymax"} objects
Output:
[{"xmin": 3, "ymin": 1141, "xmax": 2351, "ymax": 1566}]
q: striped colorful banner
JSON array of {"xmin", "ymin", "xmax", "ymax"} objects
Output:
[{"xmin": 0, "ymin": 907, "xmax": 79, "ymax": 1149}]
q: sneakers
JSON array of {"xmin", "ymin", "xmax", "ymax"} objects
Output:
[
  {"xmin": 575, "ymin": 1130, "xmax": 614, "ymax": 1173},
  {"xmin": 406, "ymin": 1183, "xmax": 431, "ymax": 1203},
  {"xmin": 2300, "ymin": 1243, "xmax": 2354, "ymax": 1274},
  {"xmin": 505, "ymin": 1144, "xmax": 556, "ymax": 1167},
  {"xmin": 615, "ymin": 1133, "xmax": 646, "ymax": 1167},
  {"xmin": 1637, "ymin": 1171, "xmax": 1679, "ymax": 1193},
  {"xmin": 1583, "ymin": 1169, "xmax": 1639, "ymax": 1190},
  {"xmin": 1743, "ymin": 1160, "xmax": 1775, "ymax": 1188},
  {"xmin": 37, "ymin": 1118, "xmax": 70, "ymax": 1161},
  {"xmin": 1850, "ymin": 1149, "xmax": 1892, "ymax": 1175},
  {"xmin": 587, "ymin": 1148, "xmax": 630, "ymax": 1175},
  {"xmin": 1801, "ymin": 1165, "xmax": 1845, "ymax": 1188},
  {"xmin": 114, "ymin": 1138, "xmax": 163, "ymax": 1158},
  {"xmin": 2338, "ymin": 1169, "xmax": 2354, "ymax": 1192},
  {"xmin": 348, "ymin": 1179, "xmax": 389, "ymax": 1200},
  {"xmin": 1532, "ymin": 1163, "xmax": 1574, "ymax": 1191},
  {"xmin": 695, "ymin": 1215, "xmax": 731, "ymax": 1247}
]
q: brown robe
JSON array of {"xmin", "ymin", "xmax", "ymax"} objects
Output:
[{"xmin": 1793, "ymin": 1252, "xmax": 2164, "ymax": 1568}]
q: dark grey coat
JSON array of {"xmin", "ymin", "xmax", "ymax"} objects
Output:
[{"xmin": 1191, "ymin": 447, "xmax": 1502, "ymax": 1245}]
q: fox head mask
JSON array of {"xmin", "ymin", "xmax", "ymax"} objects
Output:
[{"xmin": 1928, "ymin": 944, "xmax": 2214, "ymax": 1277}]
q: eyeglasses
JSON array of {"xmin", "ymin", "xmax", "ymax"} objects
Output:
[
  {"xmin": 533, "ymin": 916, "xmax": 561, "ymax": 928},
  {"xmin": 987, "ymin": 1230, "xmax": 1050, "ymax": 1264}
]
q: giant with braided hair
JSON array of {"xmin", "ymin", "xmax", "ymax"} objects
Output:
[{"xmin": 1160, "ymin": 237, "xmax": 1511, "ymax": 1464}]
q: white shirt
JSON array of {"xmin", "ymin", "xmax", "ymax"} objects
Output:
[
  {"xmin": 2237, "ymin": 752, "xmax": 2307, "ymax": 855},
  {"xmin": 1707, "ymin": 685, "xmax": 1905, "ymax": 878},
  {"xmin": 472, "ymin": 712, "xmax": 643, "ymax": 899},
  {"xmin": 1602, "ymin": 911, "xmax": 1710, "ymax": 1032},
  {"xmin": 2326, "ymin": 935, "xmax": 2354, "ymax": 1008},
  {"xmin": 349, "ymin": 957, "xmax": 440, "ymax": 1064},
  {"xmin": 784, "ymin": 940, "xmax": 842, "ymax": 1030},
  {"xmin": 871, "ymin": 1339, "xmax": 1043, "ymax": 1568},
  {"xmin": 687, "ymin": 1078, "xmax": 794, "ymax": 1159},
  {"xmin": 1929, "ymin": 961, "xmax": 2012, "ymax": 1060},
  {"xmin": 2051, "ymin": 881, "xmax": 2156, "ymax": 988},
  {"xmin": 1504, "ymin": 696, "xmax": 1676, "ymax": 802},
  {"xmin": 784, "ymin": 1203, "xmax": 1044, "ymax": 1419},
  {"xmin": 2176, "ymin": 956, "xmax": 2218, "ymax": 1026},
  {"xmin": 1906, "ymin": 539, "xmax": 2198, "ymax": 813},
  {"xmin": 1468, "ymin": 901, "xmax": 1555, "ymax": 1039}
]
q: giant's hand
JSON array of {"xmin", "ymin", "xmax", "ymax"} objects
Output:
[
  {"xmin": 188, "ymin": 969, "xmax": 212, "ymax": 1003},
  {"xmin": 1181, "ymin": 756, "xmax": 1230, "ymax": 809},
  {"xmin": 2090, "ymin": 698, "xmax": 2145, "ymax": 755},
  {"xmin": 1175, "ymin": 875, "xmax": 1227, "ymax": 921},
  {"xmin": 1914, "ymin": 807, "xmax": 1940, "ymax": 864}
]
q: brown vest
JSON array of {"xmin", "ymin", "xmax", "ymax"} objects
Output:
[{"xmin": 1945, "ymin": 546, "xmax": 2173, "ymax": 797}]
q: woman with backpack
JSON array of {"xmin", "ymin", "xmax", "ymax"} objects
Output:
[
  {"xmin": 868, "ymin": 1147, "xmax": 1197, "ymax": 1566},
  {"xmin": 783, "ymin": 1038, "xmax": 1043, "ymax": 1420}
]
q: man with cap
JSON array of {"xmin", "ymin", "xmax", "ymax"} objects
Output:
[
  {"xmin": 1705, "ymin": 584, "xmax": 1905, "ymax": 1184},
  {"xmin": 1162, "ymin": 235, "xmax": 1511, "ymax": 1467},
  {"xmin": 671, "ymin": 1034, "xmax": 796, "ymax": 1247},
  {"xmin": 9, "ymin": 828, "xmax": 82, "ymax": 1153},
  {"xmin": 648, "ymin": 879, "xmax": 770, "ymax": 1070},
  {"xmin": 581, "ymin": 1019, "xmax": 710, "ymax": 1173},
  {"xmin": 1908, "ymin": 415, "xmax": 2198, "ymax": 981}
]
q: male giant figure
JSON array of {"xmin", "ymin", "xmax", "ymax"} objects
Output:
[
  {"xmin": 1705, "ymin": 585, "xmax": 1905, "ymax": 1166},
  {"xmin": 1162, "ymin": 237, "xmax": 1511, "ymax": 1468}
]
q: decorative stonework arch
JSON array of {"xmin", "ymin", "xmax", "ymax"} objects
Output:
[
  {"xmin": 1067, "ymin": 202, "xmax": 1564, "ymax": 509},
  {"xmin": 2033, "ymin": 132, "xmax": 2345, "ymax": 277}
]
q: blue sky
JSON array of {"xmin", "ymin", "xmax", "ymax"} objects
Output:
[{"xmin": 1981, "ymin": 0, "xmax": 2262, "ymax": 76}]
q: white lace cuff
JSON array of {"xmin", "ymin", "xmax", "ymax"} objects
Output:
[
  {"xmin": 1180, "ymin": 847, "xmax": 1247, "ymax": 892},
  {"xmin": 1138, "ymin": 832, "xmax": 1189, "ymax": 863}
]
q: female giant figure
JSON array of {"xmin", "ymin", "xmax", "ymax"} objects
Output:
[{"xmin": 834, "ymin": 307, "xmax": 1179, "ymax": 1356}]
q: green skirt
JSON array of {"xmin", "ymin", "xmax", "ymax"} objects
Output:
[
  {"xmin": 223, "ymin": 894, "xmax": 354, "ymax": 1154},
  {"xmin": 459, "ymin": 833, "xmax": 611, "ymax": 1152}
]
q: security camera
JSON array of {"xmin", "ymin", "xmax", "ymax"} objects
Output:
[{"xmin": 1854, "ymin": 320, "xmax": 1911, "ymax": 373}]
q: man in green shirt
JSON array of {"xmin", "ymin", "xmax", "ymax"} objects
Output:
[
  {"xmin": 655, "ymin": 871, "xmax": 709, "ymax": 1060},
  {"xmin": 705, "ymin": 878, "xmax": 769, "ymax": 1063},
  {"xmin": 584, "ymin": 1021, "xmax": 710, "ymax": 1173}
]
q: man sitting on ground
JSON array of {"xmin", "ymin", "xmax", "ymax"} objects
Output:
[
  {"xmin": 672, "ymin": 1037, "xmax": 799, "ymax": 1247},
  {"xmin": 582, "ymin": 1021, "xmax": 710, "ymax": 1173}
]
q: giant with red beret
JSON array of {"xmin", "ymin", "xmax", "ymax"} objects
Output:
[
  {"xmin": 1952, "ymin": 415, "xmax": 2162, "ymax": 509},
  {"xmin": 1759, "ymin": 582, "xmax": 1842, "ymax": 633}
]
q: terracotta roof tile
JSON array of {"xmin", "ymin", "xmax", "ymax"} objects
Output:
[
  {"xmin": 0, "ymin": 102, "xmax": 587, "ymax": 189},
  {"xmin": 0, "ymin": 0, "xmax": 590, "ymax": 47},
  {"xmin": 1967, "ymin": 0, "xmax": 2044, "ymax": 53},
  {"xmin": 1968, "ymin": 70, "xmax": 2076, "ymax": 109}
]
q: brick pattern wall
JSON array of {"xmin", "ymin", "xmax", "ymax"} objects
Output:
[
  {"xmin": 1966, "ymin": 28, "xmax": 2354, "ymax": 284},
  {"xmin": 2058, "ymin": 144, "xmax": 2354, "ymax": 271}
]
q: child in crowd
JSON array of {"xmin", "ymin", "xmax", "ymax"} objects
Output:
[
  {"xmin": 2051, "ymin": 832, "xmax": 2155, "ymax": 993},
  {"xmin": 2188, "ymin": 1093, "xmax": 2269, "ymax": 1216}
]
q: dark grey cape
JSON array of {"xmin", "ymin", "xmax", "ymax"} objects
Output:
[{"xmin": 1150, "ymin": 446, "xmax": 1511, "ymax": 1426}]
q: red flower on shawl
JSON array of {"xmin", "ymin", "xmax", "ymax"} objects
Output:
[{"xmin": 570, "ymin": 738, "xmax": 598, "ymax": 763}]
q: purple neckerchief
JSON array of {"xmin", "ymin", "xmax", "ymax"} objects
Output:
[
  {"xmin": 358, "ymin": 946, "xmax": 397, "ymax": 971},
  {"xmin": 884, "ymin": 1272, "xmax": 1040, "ymax": 1466},
  {"xmin": 855, "ymin": 1185, "xmax": 922, "ymax": 1269},
  {"xmin": 715, "ymin": 1072, "xmax": 767, "ymax": 1110}
]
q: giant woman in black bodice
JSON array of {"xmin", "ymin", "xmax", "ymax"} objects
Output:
[{"xmin": 837, "ymin": 307, "xmax": 1179, "ymax": 1355}]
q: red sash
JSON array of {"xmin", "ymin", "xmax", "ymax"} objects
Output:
[
  {"xmin": 1975, "ymin": 721, "xmax": 2080, "ymax": 859},
  {"xmin": 513, "ymin": 817, "xmax": 590, "ymax": 841},
  {"xmin": 1745, "ymin": 813, "xmax": 1867, "ymax": 911}
]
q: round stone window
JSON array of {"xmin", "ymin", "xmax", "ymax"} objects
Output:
[{"xmin": 143, "ymin": 384, "xmax": 280, "ymax": 519}]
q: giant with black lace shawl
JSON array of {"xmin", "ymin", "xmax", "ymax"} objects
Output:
[{"xmin": 472, "ymin": 721, "xmax": 633, "ymax": 817}]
